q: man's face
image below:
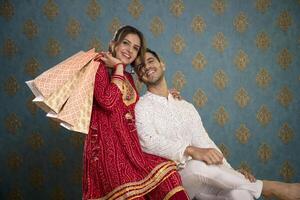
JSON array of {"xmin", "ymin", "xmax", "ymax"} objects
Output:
[{"xmin": 137, "ymin": 52, "xmax": 165, "ymax": 85}]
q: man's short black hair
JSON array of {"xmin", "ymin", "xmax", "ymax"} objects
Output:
[
  {"xmin": 134, "ymin": 48, "xmax": 161, "ymax": 75},
  {"xmin": 146, "ymin": 48, "xmax": 160, "ymax": 62}
]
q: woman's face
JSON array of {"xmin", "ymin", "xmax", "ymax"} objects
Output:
[{"xmin": 114, "ymin": 33, "xmax": 141, "ymax": 65}]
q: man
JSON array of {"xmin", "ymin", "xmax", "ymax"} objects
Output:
[{"xmin": 134, "ymin": 48, "xmax": 300, "ymax": 200}]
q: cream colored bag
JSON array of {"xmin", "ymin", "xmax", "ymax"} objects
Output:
[{"xmin": 26, "ymin": 49, "xmax": 99, "ymax": 134}]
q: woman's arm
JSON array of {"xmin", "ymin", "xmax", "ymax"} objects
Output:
[{"xmin": 93, "ymin": 62, "xmax": 123, "ymax": 111}]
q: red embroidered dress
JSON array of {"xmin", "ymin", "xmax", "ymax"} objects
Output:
[{"xmin": 83, "ymin": 62, "xmax": 186, "ymax": 200}]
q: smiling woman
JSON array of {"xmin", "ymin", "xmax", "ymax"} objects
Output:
[
  {"xmin": 82, "ymin": 25, "xmax": 189, "ymax": 200},
  {"xmin": 113, "ymin": 35, "xmax": 141, "ymax": 62}
]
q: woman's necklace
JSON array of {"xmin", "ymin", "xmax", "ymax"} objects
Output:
[{"xmin": 122, "ymin": 78, "xmax": 136, "ymax": 105}]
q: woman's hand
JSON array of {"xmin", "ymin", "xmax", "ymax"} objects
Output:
[
  {"xmin": 94, "ymin": 52, "xmax": 123, "ymax": 69},
  {"xmin": 169, "ymin": 88, "xmax": 182, "ymax": 100}
]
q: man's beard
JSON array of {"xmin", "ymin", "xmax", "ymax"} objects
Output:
[{"xmin": 145, "ymin": 73, "xmax": 164, "ymax": 86}]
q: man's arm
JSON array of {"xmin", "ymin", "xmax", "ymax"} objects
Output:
[
  {"xmin": 186, "ymin": 104, "xmax": 232, "ymax": 167},
  {"xmin": 135, "ymin": 102, "xmax": 190, "ymax": 164},
  {"xmin": 184, "ymin": 146, "xmax": 223, "ymax": 165}
]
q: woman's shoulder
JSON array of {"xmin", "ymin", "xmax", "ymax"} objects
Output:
[
  {"xmin": 96, "ymin": 61, "xmax": 109, "ymax": 74},
  {"xmin": 96, "ymin": 60, "xmax": 106, "ymax": 69}
]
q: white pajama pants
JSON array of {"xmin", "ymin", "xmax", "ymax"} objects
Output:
[{"xmin": 178, "ymin": 160, "xmax": 263, "ymax": 200}]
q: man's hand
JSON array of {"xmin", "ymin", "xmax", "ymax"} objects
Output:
[
  {"xmin": 169, "ymin": 88, "xmax": 182, "ymax": 100},
  {"xmin": 185, "ymin": 146, "xmax": 223, "ymax": 165},
  {"xmin": 237, "ymin": 169, "xmax": 256, "ymax": 182}
]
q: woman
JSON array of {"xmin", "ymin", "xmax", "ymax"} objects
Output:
[{"xmin": 82, "ymin": 25, "xmax": 189, "ymax": 200}]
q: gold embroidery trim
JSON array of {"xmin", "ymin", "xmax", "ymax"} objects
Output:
[
  {"xmin": 94, "ymin": 161, "xmax": 177, "ymax": 200},
  {"xmin": 125, "ymin": 171, "xmax": 176, "ymax": 200},
  {"xmin": 163, "ymin": 186, "xmax": 187, "ymax": 200},
  {"xmin": 122, "ymin": 78, "xmax": 137, "ymax": 106},
  {"xmin": 108, "ymin": 162, "xmax": 176, "ymax": 199}
]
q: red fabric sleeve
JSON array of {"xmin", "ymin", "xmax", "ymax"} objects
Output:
[{"xmin": 93, "ymin": 62, "xmax": 122, "ymax": 111}]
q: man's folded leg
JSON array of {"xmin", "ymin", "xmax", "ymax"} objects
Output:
[{"xmin": 179, "ymin": 160, "xmax": 262, "ymax": 199}]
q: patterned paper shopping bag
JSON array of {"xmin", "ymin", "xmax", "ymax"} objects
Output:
[{"xmin": 26, "ymin": 49, "xmax": 99, "ymax": 134}]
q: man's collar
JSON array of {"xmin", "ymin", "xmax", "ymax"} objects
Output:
[{"xmin": 145, "ymin": 91, "xmax": 173, "ymax": 102}]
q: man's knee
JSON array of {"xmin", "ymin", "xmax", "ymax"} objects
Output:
[
  {"xmin": 225, "ymin": 190, "xmax": 254, "ymax": 200},
  {"xmin": 186, "ymin": 160, "xmax": 224, "ymax": 180}
]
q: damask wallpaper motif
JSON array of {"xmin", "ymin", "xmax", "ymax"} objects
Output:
[{"xmin": 1, "ymin": 0, "xmax": 299, "ymax": 199}]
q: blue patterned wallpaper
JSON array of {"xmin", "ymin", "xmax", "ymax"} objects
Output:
[{"xmin": 1, "ymin": 0, "xmax": 299, "ymax": 199}]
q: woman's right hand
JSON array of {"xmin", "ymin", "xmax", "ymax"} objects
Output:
[
  {"xmin": 94, "ymin": 52, "xmax": 104, "ymax": 62},
  {"xmin": 95, "ymin": 51, "xmax": 123, "ymax": 69}
]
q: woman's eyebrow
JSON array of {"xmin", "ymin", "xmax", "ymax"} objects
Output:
[
  {"xmin": 124, "ymin": 39, "xmax": 140, "ymax": 49},
  {"xmin": 124, "ymin": 39, "xmax": 131, "ymax": 43}
]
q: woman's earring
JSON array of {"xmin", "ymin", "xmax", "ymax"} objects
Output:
[
  {"xmin": 130, "ymin": 66, "xmax": 135, "ymax": 74},
  {"xmin": 109, "ymin": 42, "xmax": 116, "ymax": 56}
]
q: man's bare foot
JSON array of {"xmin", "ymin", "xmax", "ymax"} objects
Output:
[
  {"xmin": 262, "ymin": 180, "xmax": 300, "ymax": 200},
  {"xmin": 280, "ymin": 183, "xmax": 300, "ymax": 200}
]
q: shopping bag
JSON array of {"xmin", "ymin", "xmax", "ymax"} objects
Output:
[{"xmin": 26, "ymin": 48, "xmax": 99, "ymax": 134}]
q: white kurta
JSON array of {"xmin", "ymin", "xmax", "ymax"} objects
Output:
[{"xmin": 135, "ymin": 92, "xmax": 263, "ymax": 200}]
